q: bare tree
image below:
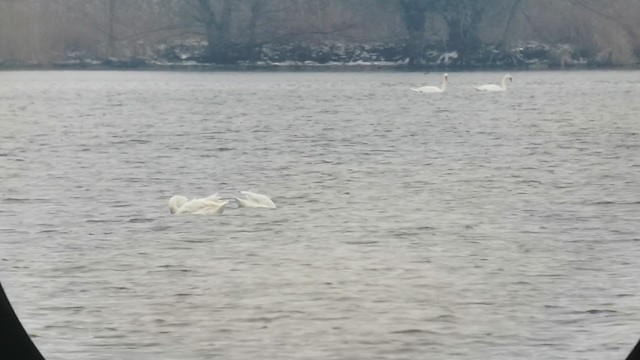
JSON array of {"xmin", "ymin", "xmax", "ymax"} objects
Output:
[
  {"xmin": 106, "ymin": 0, "xmax": 117, "ymax": 57},
  {"xmin": 436, "ymin": 0, "xmax": 492, "ymax": 58},
  {"xmin": 191, "ymin": 0, "xmax": 233, "ymax": 63},
  {"xmin": 398, "ymin": 0, "xmax": 437, "ymax": 65},
  {"xmin": 501, "ymin": 0, "xmax": 523, "ymax": 51},
  {"xmin": 1, "ymin": 0, "xmax": 639, "ymax": 66}
]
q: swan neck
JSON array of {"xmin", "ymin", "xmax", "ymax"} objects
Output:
[{"xmin": 440, "ymin": 76, "xmax": 448, "ymax": 91}]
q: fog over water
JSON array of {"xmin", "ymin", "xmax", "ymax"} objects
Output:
[{"xmin": 1, "ymin": 70, "xmax": 639, "ymax": 359}]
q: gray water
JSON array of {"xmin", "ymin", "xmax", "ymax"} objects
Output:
[{"xmin": 1, "ymin": 70, "xmax": 639, "ymax": 359}]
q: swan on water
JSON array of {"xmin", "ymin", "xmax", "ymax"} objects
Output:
[
  {"xmin": 411, "ymin": 73, "xmax": 448, "ymax": 93},
  {"xmin": 169, "ymin": 194, "xmax": 229, "ymax": 215},
  {"xmin": 234, "ymin": 191, "xmax": 276, "ymax": 209},
  {"xmin": 169, "ymin": 195, "xmax": 188, "ymax": 214},
  {"xmin": 189, "ymin": 199, "xmax": 230, "ymax": 215},
  {"xmin": 475, "ymin": 74, "xmax": 512, "ymax": 92}
]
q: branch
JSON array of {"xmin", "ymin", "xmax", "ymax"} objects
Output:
[
  {"xmin": 501, "ymin": 0, "xmax": 523, "ymax": 48},
  {"xmin": 519, "ymin": 7, "xmax": 544, "ymax": 40},
  {"xmin": 197, "ymin": 0, "xmax": 219, "ymax": 28},
  {"xmin": 116, "ymin": 24, "xmax": 202, "ymax": 42},
  {"xmin": 567, "ymin": 0, "xmax": 616, "ymax": 22}
]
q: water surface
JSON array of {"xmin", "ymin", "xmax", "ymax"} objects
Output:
[{"xmin": 1, "ymin": 70, "xmax": 639, "ymax": 359}]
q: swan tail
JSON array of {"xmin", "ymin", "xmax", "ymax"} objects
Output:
[{"xmin": 205, "ymin": 193, "xmax": 220, "ymax": 201}]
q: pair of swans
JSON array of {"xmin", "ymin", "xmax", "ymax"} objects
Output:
[
  {"xmin": 169, "ymin": 191, "xmax": 276, "ymax": 215},
  {"xmin": 410, "ymin": 74, "xmax": 512, "ymax": 93}
]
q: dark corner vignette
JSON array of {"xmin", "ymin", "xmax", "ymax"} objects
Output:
[
  {"xmin": 0, "ymin": 283, "xmax": 45, "ymax": 359},
  {"xmin": 1, "ymin": 279, "xmax": 639, "ymax": 359}
]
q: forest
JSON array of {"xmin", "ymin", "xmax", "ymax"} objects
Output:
[{"xmin": 1, "ymin": 0, "xmax": 639, "ymax": 68}]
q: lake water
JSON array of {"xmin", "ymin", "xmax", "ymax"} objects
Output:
[{"xmin": 1, "ymin": 70, "xmax": 639, "ymax": 359}]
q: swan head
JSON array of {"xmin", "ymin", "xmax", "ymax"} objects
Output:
[
  {"xmin": 169, "ymin": 195, "xmax": 188, "ymax": 214},
  {"xmin": 443, "ymin": 73, "xmax": 449, "ymax": 82},
  {"xmin": 506, "ymin": 74, "xmax": 513, "ymax": 83}
]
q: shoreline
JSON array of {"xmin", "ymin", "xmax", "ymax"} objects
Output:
[{"xmin": 1, "ymin": 61, "xmax": 638, "ymax": 72}]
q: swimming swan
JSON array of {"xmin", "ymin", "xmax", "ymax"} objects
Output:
[
  {"xmin": 411, "ymin": 73, "xmax": 448, "ymax": 93},
  {"xmin": 189, "ymin": 199, "xmax": 230, "ymax": 215},
  {"xmin": 234, "ymin": 191, "xmax": 276, "ymax": 209},
  {"xmin": 169, "ymin": 194, "xmax": 229, "ymax": 215},
  {"xmin": 475, "ymin": 74, "xmax": 512, "ymax": 92}
]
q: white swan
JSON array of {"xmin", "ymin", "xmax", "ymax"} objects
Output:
[
  {"xmin": 475, "ymin": 74, "xmax": 512, "ymax": 92},
  {"xmin": 169, "ymin": 194, "xmax": 229, "ymax": 215},
  {"xmin": 411, "ymin": 73, "xmax": 448, "ymax": 93},
  {"xmin": 234, "ymin": 191, "xmax": 276, "ymax": 209},
  {"xmin": 169, "ymin": 195, "xmax": 188, "ymax": 214},
  {"xmin": 189, "ymin": 199, "xmax": 230, "ymax": 215}
]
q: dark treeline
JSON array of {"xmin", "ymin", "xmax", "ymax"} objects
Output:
[{"xmin": 1, "ymin": 0, "xmax": 639, "ymax": 68}]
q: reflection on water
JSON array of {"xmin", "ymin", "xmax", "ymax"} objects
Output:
[{"xmin": 1, "ymin": 70, "xmax": 639, "ymax": 359}]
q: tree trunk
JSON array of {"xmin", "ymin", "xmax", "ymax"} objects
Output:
[
  {"xmin": 107, "ymin": 0, "xmax": 117, "ymax": 57},
  {"xmin": 501, "ymin": 0, "xmax": 523, "ymax": 51},
  {"xmin": 441, "ymin": 0, "xmax": 483, "ymax": 60},
  {"xmin": 248, "ymin": 3, "xmax": 258, "ymax": 46},
  {"xmin": 212, "ymin": 0, "xmax": 232, "ymax": 62},
  {"xmin": 197, "ymin": 0, "xmax": 216, "ymax": 59},
  {"xmin": 444, "ymin": 16, "xmax": 463, "ymax": 51},
  {"xmin": 246, "ymin": 1, "xmax": 266, "ymax": 62},
  {"xmin": 399, "ymin": 0, "xmax": 430, "ymax": 66},
  {"xmin": 197, "ymin": 0, "xmax": 233, "ymax": 63}
]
